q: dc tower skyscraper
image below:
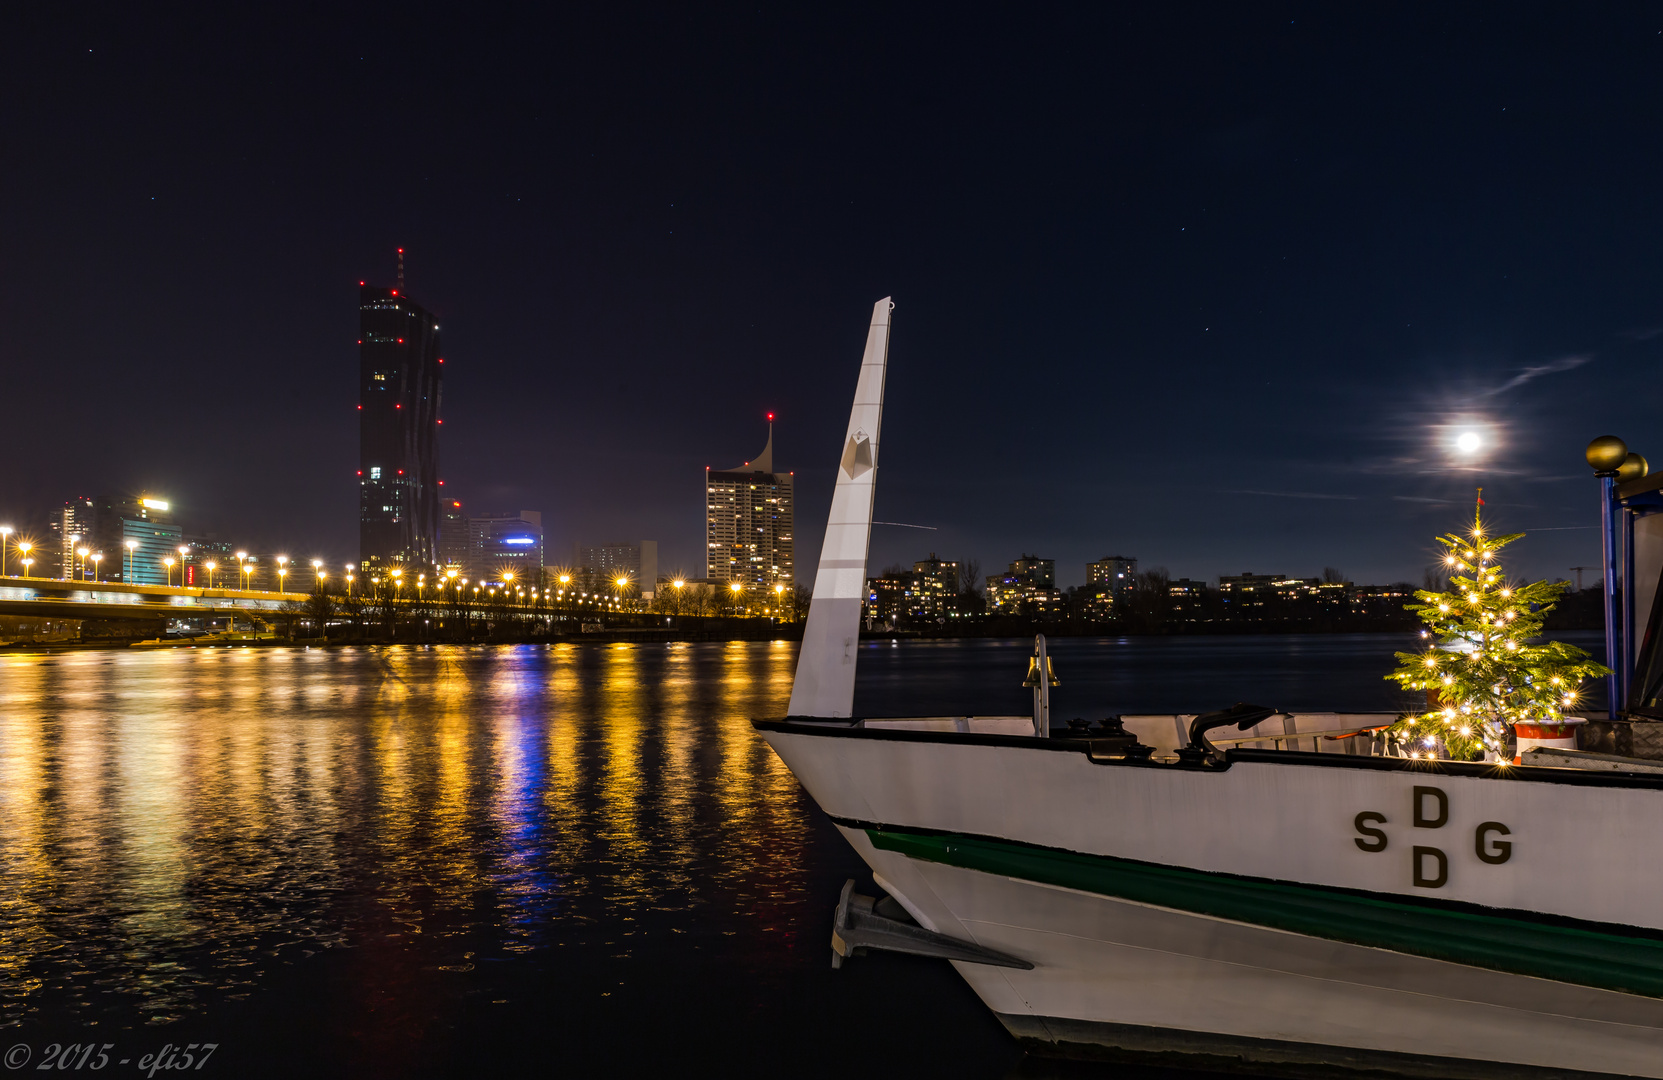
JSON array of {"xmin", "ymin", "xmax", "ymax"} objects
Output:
[{"xmin": 358, "ymin": 250, "xmax": 443, "ymax": 570}]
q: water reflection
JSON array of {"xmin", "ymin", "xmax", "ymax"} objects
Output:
[
  {"xmin": 2, "ymin": 634, "xmax": 1481, "ymax": 1076},
  {"xmin": 0, "ymin": 643, "xmax": 812, "ymax": 1032}
]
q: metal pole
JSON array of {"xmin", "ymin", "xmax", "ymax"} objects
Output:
[
  {"xmin": 1623, "ymin": 503, "xmax": 1636, "ymax": 709},
  {"xmin": 1602, "ymin": 475, "xmax": 1621, "ymax": 720},
  {"xmin": 1035, "ymin": 633, "xmax": 1050, "ymax": 738}
]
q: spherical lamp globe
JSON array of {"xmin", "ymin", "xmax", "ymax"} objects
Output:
[{"xmin": 1587, "ymin": 435, "xmax": 1629, "ymax": 474}]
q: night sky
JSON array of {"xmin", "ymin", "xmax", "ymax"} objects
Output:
[{"xmin": 6, "ymin": 6, "xmax": 1663, "ymax": 588}]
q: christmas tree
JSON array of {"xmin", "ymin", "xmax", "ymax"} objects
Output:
[{"xmin": 1386, "ymin": 492, "xmax": 1609, "ymax": 760}]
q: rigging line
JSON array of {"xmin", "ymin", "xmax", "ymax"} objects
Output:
[{"xmin": 872, "ymin": 521, "xmax": 938, "ymax": 530}]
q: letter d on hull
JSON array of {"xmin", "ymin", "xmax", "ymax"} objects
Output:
[{"xmin": 788, "ymin": 298, "xmax": 894, "ymax": 718}]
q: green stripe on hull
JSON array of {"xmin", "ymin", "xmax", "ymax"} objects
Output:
[{"xmin": 867, "ymin": 828, "xmax": 1663, "ymax": 998}]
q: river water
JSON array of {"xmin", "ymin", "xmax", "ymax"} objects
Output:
[{"xmin": 0, "ymin": 633, "xmax": 1603, "ymax": 1077}]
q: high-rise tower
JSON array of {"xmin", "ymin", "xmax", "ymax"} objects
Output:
[
  {"xmin": 358, "ymin": 256, "xmax": 443, "ymax": 569},
  {"xmin": 705, "ymin": 416, "xmax": 793, "ymax": 588}
]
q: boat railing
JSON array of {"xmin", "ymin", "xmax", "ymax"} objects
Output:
[{"xmin": 1121, "ymin": 712, "xmax": 1399, "ymax": 759}]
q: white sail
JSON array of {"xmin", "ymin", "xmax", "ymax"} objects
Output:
[{"xmin": 787, "ymin": 297, "xmax": 893, "ymax": 717}]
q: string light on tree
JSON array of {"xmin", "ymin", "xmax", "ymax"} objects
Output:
[{"xmin": 1386, "ymin": 489, "xmax": 1608, "ymax": 760}]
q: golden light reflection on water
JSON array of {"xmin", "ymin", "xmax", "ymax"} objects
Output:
[{"xmin": 0, "ymin": 641, "xmax": 814, "ymax": 1029}]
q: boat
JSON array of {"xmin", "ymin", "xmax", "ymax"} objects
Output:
[{"xmin": 754, "ymin": 298, "xmax": 1663, "ymax": 1078}]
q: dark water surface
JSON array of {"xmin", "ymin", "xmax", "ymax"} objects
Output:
[{"xmin": 0, "ymin": 635, "xmax": 1599, "ymax": 1077}]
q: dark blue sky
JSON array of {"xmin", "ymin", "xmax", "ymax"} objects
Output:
[{"xmin": 5, "ymin": 5, "xmax": 1662, "ymax": 587}]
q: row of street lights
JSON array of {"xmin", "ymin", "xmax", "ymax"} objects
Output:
[{"xmin": 0, "ymin": 529, "xmax": 795, "ymax": 618}]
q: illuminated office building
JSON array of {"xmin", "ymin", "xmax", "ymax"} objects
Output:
[
  {"xmin": 705, "ymin": 421, "xmax": 793, "ymax": 589},
  {"xmin": 471, "ymin": 511, "xmax": 544, "ymax": 581},
  {"xmin": 358, "ymin": 265, "xmax": 443, "ymax": 570}
]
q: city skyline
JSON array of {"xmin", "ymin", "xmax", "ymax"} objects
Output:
[{"xmin": 6, "ymin": 9, "xmax": 1661, "ymax": 587}]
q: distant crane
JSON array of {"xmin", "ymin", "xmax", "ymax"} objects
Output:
[{"xmin": 1570, "ymin": 566, "xmax": 1595, "ymax": 592}]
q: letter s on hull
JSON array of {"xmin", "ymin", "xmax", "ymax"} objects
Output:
[{"xmin": 1354, "ymin": 811, "xmax": 1387, "ymax": 852}]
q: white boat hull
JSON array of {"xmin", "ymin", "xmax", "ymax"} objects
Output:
[{"xmin": 759, "ymin": 720, "xmax": 1663, "ymax": 1077}]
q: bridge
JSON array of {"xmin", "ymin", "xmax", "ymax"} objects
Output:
[{"xmin": 0, "ymin": 576, "xmax": 312, "ymax": 622}]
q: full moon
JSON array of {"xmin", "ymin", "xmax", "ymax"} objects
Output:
[{"xmin": 1456, "ymin": 432, "xmax": 1482, "ymax": 453}]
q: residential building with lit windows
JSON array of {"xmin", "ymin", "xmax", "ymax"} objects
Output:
[
  {"xmin": 909, "ymin": 553, "xmax": 959, "ymax": 616},
  {"xmin": 51, "ymin": 497, "xmax": 95, "ymax": 579},
  {"xmin": 863, "ymin": 553, "xmax": 962, "ymax": 626},
  {"xmin": 358, "ymin": 279, "xmax": 443, "ymax": 570},
  {"xmin": 1086, "ymin": 555, "xmax": 1138, "ymax": 596},
  {"xmin": 576, "ymin": 540, "xmax": 659, "ymax": 599},
  {"xmin": 1217, "ymin": 572, "xmax": 1283, "ymax": 613},
  {"xmin": 986, "ymin": 555, "xmax": 1065, "ymax": 615},
  {"xmin": 705, "ymin": 423, "xmax": 793, "ymax": 590},
  {"xmin": 439, "ymin": 500, "xmax": 470, "ymax": 571}
]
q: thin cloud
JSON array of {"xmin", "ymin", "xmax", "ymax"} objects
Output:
[
  {"xmin": 1481, "ymin": 354, "xmax": 1592, "ymax": 397},
  {"xmin": 1392, "ymin": 495, "xmax": 1449, "ymax": 504},
  {"xmin": 1618, "ymin": 327, "xmax": 1663, "ymax": 342},
  {"xmin": 1233, "ymin": 489, "xmax": 1358, "ymax": 501}
]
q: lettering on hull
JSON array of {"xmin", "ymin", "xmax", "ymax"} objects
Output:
[{"xmin": 1353, "ymin": 786, "xmax": 1511, "ymax": 888}]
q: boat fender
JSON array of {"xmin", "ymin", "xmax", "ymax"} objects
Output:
[{"xmin": 1187, "ymin": 702, "xmax": 1286, "ymax": 763}]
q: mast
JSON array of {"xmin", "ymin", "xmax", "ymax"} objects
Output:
[{"xmin": 787, "ymin": 297, "xmax": 894, "ymax": 717}]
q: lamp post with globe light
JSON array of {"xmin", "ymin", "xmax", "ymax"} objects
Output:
[
  {"xmin": 90, "ymin": 552, "xmax": 104, "ymax": 582},
  {"xmin": 16, "ymin": 541, "xmax": 30, "ymax": 579},
  {"xmin": 0, "ymin": 526, "xmax": 11, "ymax": 577},
  {"xmin": 163, "ymin": 557, "xmax": 176, "ymax": 587},
  {"xmin": 1587, "ymin": 435, "xmax": 1636, "ymax": 717},
  {"xmin": 124, "ymin": 539, "xmax": 138, "ymax": 582}
]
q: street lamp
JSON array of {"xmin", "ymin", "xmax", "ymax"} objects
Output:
[
  {"xmin": 204, "ymin": 560, "xmax": 217, "ymax": 588},
  {"xmin": 774, "ymin": 583, "xmax": 786, "ymax": 618},
  {"xmin": 77, "ymin": 547, "xmax": 89, "ymax": 581},
  {"xmin": 277, "ymin": 565, "xmax": 289, "ymax": 592},
  {"xmin": 240, "ymin": 555, "xmax": 253, "ymax": 592},
  {"xmin": 177, "ymin": 546, "xmax": 190, "ymax": 586},
  {"xmin": 164, "ymin": 557, "xmax": 176, "ymax": 587},
  {"xmin": 17, "ymin": 541, "xmax": 32, "ymax": 579},
  {"xmin": 124, "ymin": 539, "xmax": 138, "ymax": 581},
  {"xmin": 312, "ymin": 559, "xmax": 324, "ymax": 589},
  {"xmin": 0, "ymin": 526, "xmax": 11, "ymax": 576},
  {"xmin": 20, "ymin": 558, "xmax": 33, "ymax": 576},
  {"xmin": 91, "ymin": 552, "xmax": 104, "ymax": 581},
  {"xmin": 345, "ymin": 564, "xmax": 355, "ymax": 596},
  {"xmin": 390, "ymin": 567, "xmax": 403, "ymax": 602}
]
